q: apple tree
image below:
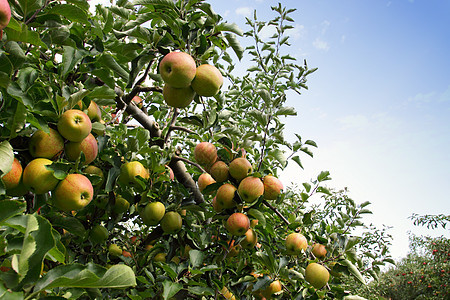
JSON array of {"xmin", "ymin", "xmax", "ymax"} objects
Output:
[{"xmin": 0, "ymin": 0, "xmax": 393, "ymax": 299}]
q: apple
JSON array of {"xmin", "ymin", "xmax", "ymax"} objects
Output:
[
  {"xmin": 89, "ymin": 224, "xmax": 108, "ymax": 244},
  {"xmin": 162, "ymin": 84, "xmax": 195, "ymax": 108},
  {"xmin": 191, "ymin": 64, "xmax": 224, "ymax": 97},
  {"xmin": 132, "ymin": 95, "xmax": 144, "ymax": 109},
  {"xmin": 108, "ymin": 244, "xmax": 122, "ymax": 257},
  {"xmin": 305, "ymin": 263, "xmax": 330, "ymax": 289},
  {"xmin": 57, "ymin": 109, "xmax": 92, "ymax": 142},
  {"xmin": 84, "ymin": 165, "xmax": 104, "ymax": 187},
  {"xmin": 52, "ymin": 173, "xmax": 94, "ymax": 211},
  {"xmin": 263, "ymin": 175, "xmax": 283, "ymax": 200},
  {"xmin": 166, "ymin": 165, "xmax": 174, "ymax": 180},
  {"xmin": 194, "ymin": 142, "xmax": 217, "ymax": 170},
  {"xmin": 141, "ymin": 201, "xmax": 166, "ymax": 226},
  {"xmin": 240, "ymin": 228, "xmax": 258, "ymax": 249},
  {"xmin": 22, "ymin": 158, "xmax": 59, "ymax": 194},
  {"xmin": 215, "ymin": 183, "xmax": 237, "ymax": 209},
  {"xmin": 285, "ymin": 232, "xmax": 308, "ymax": 255},
  {"xmin": 118, "ymin": 161, "xmax": 149, "ymax": 190},
  {"xmin": 238, "ymin": 176, "xmax": 264, "ymax": 203},
  {"xmin": 1, "ymin": 157, "xmax": 22, "ymax": 190},
  {"xmin": 220, "ymin": 286, "xmax": 236, "ymax": 300},
  {"xmin": 28, "ymin": 128, "xmax": 64, "ymax": 159},
  {"xmin": 250, "ymin": 219, "xmax": 259, "ymax": 228},
  {"xmin": 226, "ymin": 213, "xmax": 250, "ymax": 236},
  {"xmin": 197, "ymin": 172, "xmax": 216, "ymax": 193},
  {"xmin": 153, "ymin": 252, "xmax": 166, "ymax": 262},
  {"xmin": 65, "ymin": 133, "xmax": 98, "ymax": 165},
  {"xmin": 228, "ymin": 157, "xmax": 252, "ymax": 181},
  {"xmin": 87, "ymin": 101, "xmax": 102, "ymax": 122},
  {"xmin": 122, "ymin": 250, "xmax": 132, "ymax": 258},
  {"xmin": 225, "ymin": 240, "xmax": 241, "ymax": 258},
  {"xmin": 262, "ymin": 280, "xmax": 282, "ymax": 299},
  {"xmin": 0, "ymin": 0, "xmax": 11, "ymax": 31},
  {"xmin": 159, "ymin": 52, "xmax": 196, "ymax": 88},
  {"xmin": 113, "ymin": 195, "xmax": 130, "ymax": 214},
  {"xmin": 160, "ymin": 211, "xmax": 182, "ymax": 234},
  {"xmin": 312, "ymin": 243, "xmax": 327, "ymax": 259},
  {"xmin": 6, "ymin": 179, "xmax": 28, "ymax": 197},
  {"xmin": 210, "ymin": 161, "xmax": 229, "ymax": 182},
  {"xmin": 211, "ymin": 196, "xmax": 223, "ymax": 213}
]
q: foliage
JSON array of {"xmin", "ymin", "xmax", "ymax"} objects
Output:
[{"xmin": 0, "ymin": 0, "xmax": 393, "ymax": 299}]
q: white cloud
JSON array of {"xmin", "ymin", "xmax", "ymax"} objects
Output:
[
  {"xmin": 320, "ymin": 20, "xmax": 331, "ymax": 35},
  {"xmin": 312, "ymin": 37, "xmax": 330, "ymax": 51},
  {"xmin": 291, "ymin": 24, "xmax": 306, "ymax": 40},
  {"xmin": 235, "ymin": 7, "xmax": 253, "ymax": 17}
]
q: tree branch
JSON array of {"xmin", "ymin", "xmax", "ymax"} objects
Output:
[{"xmin": 263, "ymin": 199, "xmax": 290, "ymax": 226}]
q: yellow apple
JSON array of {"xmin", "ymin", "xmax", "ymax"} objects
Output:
[
  {"xmin": 57, "ymin": 109, "xmax": 92, "ymax": 142},
  {"xmin": 285, "ymin": 232, "xmax": 307, "ymax": 255},
  {"xmin": 1, "ymin": 157, "xmax": 22, "ymax": 190},
  {"xmin": 305, "ymin": 263, "xmax": 330, "ymax": 289},
  {"xmin": 22, "ymin": 158, "xmax": 59, "ymax": 194},
  {"xmin": 160, "ymin": 211, "xmax": 182, "ymax": 234},
  {"xmin": 210, "ymin": 161, "xmax": 229, "ymax": 182},
  {"xmin": 263, "ymin": 175, "xmax": 283, "ymax": 200},
  {"xmin": 141, "ymin": 201, "xmax": 166, "ymax": 226},
  {"xmin": 228, "ymin": 157, "xmax": 252, "ymax": 181},
  {"xmin": 162, "ymin": 84, "xmax": 195, "ymax": 108},
  {"xmin": 191, "ymin": 64, "xmax": 223, "ymax": 97},
  {"xmin": 240, "ymin": 228, "xmax": 258, "ymax": 249},
  {"xmin": 197, "ymin": 173, "xmax": 216, "ymax": 193},
  {"xmin": 52, "ymin": 173, "xmax": 94, "ymax": 211},
  {"xmin": 238, "ymin": 176, "xmax": 264, "ymax": 203},
  {"xmin": 28, "ymin": 128, "xmax": 64, "ymax": 159},
  {"xmin": 65, "ymin": 133, "xmax": 98, "ymax": 165},
  {"xmin": 215, "ymin": 183, "xmax": 237, "ymax": 209},
  {"xmin": 118, "ymin": 161, "xmax": 149, "ymax": 190},
  {"xmin": 312, "ymin": 243, "xmax": 327, "ymax": 259}
]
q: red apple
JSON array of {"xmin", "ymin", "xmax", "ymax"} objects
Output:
[
  {"xmin": 52, "ymin": 173, "xmax": 94, "ymax": 211},
  {"xmin": 191, "ymin": 64, "xmax": 224, "ymax": 97},
  {"xmin": 0, "ymin": 0, "xmax": 11, "ymax": 31},
  {"xmin": 285, "ymin": 232, "xmax": 308, "ymax": 255},
  {"xmin": 229, "ymin": 157, "xmax": 252, "ymax": 181},
  {"xmin": 162, "ymin": 84, "xmax": 195, "ymax": 108},
  {"xmin": 29, "ymin": 128, "xmax": 64, "ymax": 159},
  {"xmin": 194, "ymin": 142, "xmax": 217, "ymax": 170},
  {"xmin": 238, "ymin": 176, "xmax": 264, "ymax": 203},
  {"xmin": 22, "ymin": 158, "xmax": 59, "ymax": 194},
  {"xmin": 226, "ymin": 213, "xmax": 250, "ymax": 236},
  {"xmin": 1, "ymin": 157, "xmax": 22, "ymax": 190},
  {"xmin": 240, "ymin": 228, "xmax": 258, "ymax": 249},
  {"xmin": 210, "ymin": 161, "xmax": 229, "ymax": 182},
  {"xmin": 197, "ymin": 173, "xmax": 216, "ymax": 193},
  {"xmin": 215, "ymin": 183, "xmax": 237, "ymax": 209},
  {"xmin": 263, "ymin": 175, "xmax": 283, "ymax": 200},
  {"xmin": 159, "ymin": 52, "xmax": 196, "ymax": 88},
  {"xmin": 65, "ymin": 133, "xmax": 98, "ymax": 165},
  {"xmin": 57, "ymin": 109, "xmax": 92, "ymax": 142},
  {"xmin": 312, "ymin": 243, "xmax": 327, "ymax": 259}
]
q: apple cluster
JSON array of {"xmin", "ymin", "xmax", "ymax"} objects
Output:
[
  {"xmin": 159, "ymin": 52, "xmax": 224, "ymax": 108},
  {"xmin": 1, "ymin": 102, "xmax": 105, "ymax": 212}
]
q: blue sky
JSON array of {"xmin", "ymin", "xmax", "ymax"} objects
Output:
[{"xmin": 210, "ymin": 0, "xmax": 450, "ymax": 259}]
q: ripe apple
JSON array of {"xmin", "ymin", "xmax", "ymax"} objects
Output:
[
  {"xmin": 122, "ymin": 250, "xmax": 132, "ymax": 258},
  {"xmin": 312, "ymin": 243, "xmax": 327, "ymax": 259},
  {"xmin": 1, "ymin": 157, "xmax": 22, "ymax": 190},
  {"xmin": 228, "ymin": 157, "xmax": 252, "ymax": 181},
  {"xmin": 108, "ymin": 244, "xmax": 122, "ymax": 257},
  {"xmin": 210, "ymin": 161, "xmax": 229, "ymax": 182},
  {"xmin": 285, "ymin": 232, "xmax": 308, "ymax": 255},
  {"xmin": 215, "ymin": 183, "xmax": 237, "ymax": 209},
  {"xmin": 263, "ymin": 175, "xmax": 283, "ymax": 200},
  {"xmin": 153, "ymin": 252, "xmax": 166, "ymax": 262},
  {"xmin": 160, "ymin": 211, "xmax": 182, "ymax": 234},
  {"xmin": 141, "ymin": 201, "xmax": 166, "ymax": 226},
  {"xmin": 197, "ymin": 173, "xmax": 216, "ymax": 193},
  {"xmin": 0, "ymin": 0, "xmax": 11, "ymax": 31},
  {"xmin": 113, "ymin": 195, "xmax": 130, "ymax": 214},
  {"xmin": 28, "ymin": 128, "xmax": 64, "ymax": 159},
  {"xmin": 65, "ymin": 133, "xmax": 98, "ymax": 165},
  {"xmin": 89, "ymin": 224, "xmax": 108, "ymax": 244},
  {"xmin": 305, "ymin": 262, "xmax": 330, "ymax": 289},
  {"xmin": 211, "ymin": 196, "xmax": 223, "ymax": 213},
  {"xmin": 84, "ymin": 165, "xmax": 104, "ymax": 187},
  {"xmin": 159, "ymin": 52, "xmax": 196, "ymax": 88},
  {"xmin": 191, "ymin": 64, "xmax": 224, "ymax": 97},
  {"xmin": 22, "ymin": 158, "xmax": 59, "ymax": 194},
  {"xmin": 87, "ymin": 101, "xmax": 102, "ymax": 122},
  {"xmin": 132, "ymin": 95, "xmax": 144, "ymax": 109},
  {"xmin": 240, "ymin": 228, "xmax": 258, "ymax": 249},
  {"xmin": 194, "ymin": 142, "xmax": 217, "ymax": 170},
  {"xmin": 57, "ymin": 109, "xmax": 92, "ymax": 142},
  {"xmin": 262, "ymin": 280, "xmax": 282, "ymax": 299},
  {"xmin": 162, "ymin": 84, "xmax": 195, "ymax": 108},
  {"xmin": 52, "ymin": 173, "xmax": 94, "ymax": 211},
  {"xmin": 226, "ymin": 213, "xmax": 250, "ymax": 236},
  {"xmin": 238, "ymin": 176, "xmax": 264, "ymax": 203},
  {"xmin": 226, "ymin": 240, "xmax": 241, "ymax": 258},
  {"xmin": 118, "ymin": 161, "xmax": 149, "ymax": 190}
]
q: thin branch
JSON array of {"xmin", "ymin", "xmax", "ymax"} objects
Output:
[
  {"xmin": 134, "ymin": 60, "xmax": 154, "ymax": 87},
  {"xmin": 25, "ymin": 0, "xmax": 51, "ymax": 25},
  {"xmin": 169, "ymin": 125, "xmax": 197, "ymax": 135},
  {"xmin": 172, "ymin": 155, "xmax": 206, "ymax": 174},
  {"xmin": 263, "ymin": 199, "xmax": 290, "ymax": 226},
  {"xmin": 164, "ymin": 108, "xmax": 179, "ymax": 144}
]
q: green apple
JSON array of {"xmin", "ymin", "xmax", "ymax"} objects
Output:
[
  {"xmin": 57, "ymin": 109, "xmax": 92, "ymax": 142},
  {"xmin": 153, "ymin": 252, "xmax": 166, "ymax": 262},
  {"xmin": 194, "ymin": 142, "xmax": 217, "ymax": 170},
  {"xmin": 162, "ymin": 84, "xmax": 195, "ymax": 108},
  {"xmin": 22, "ymin": 158, "xmax": 59, "ymax": 194},
  {"xmin": 65, "ymin": 133, "xmax": 98, "ymax": 165},
  {"xmin": 159, "ymin": 52, "xmax": 196, "ymax": 88},
  {"xmin": 52, "ymin": 173, "xmax": 94, "ymax": 211},
  {"xmin": 108, "ymin": 244, "xmax": 122, "ymax": 257},
  {"xmin": 285, "ymin": 232, "xmax": 307, "ymax": 255},
  {"xmin": 89, "ymin": 224, "xmax": 108, "ymax": 244},
  {"xmin": 191, "ymin": 64, "xmax": 224, "ymax": 97},
  {"xmin": 0, "ymin": 0, "xmax": 11, "ymax": 31},
  {"xmin": 305, "ymin": 263, "xmax": 330, "ymax": 289},
  {"xmin": 29, "ymin": 128, "xmax": 64, "ymax": 159},
  {"xmin": 141, "ymin": 201, "xmax": 166, "ymax": 226},
  {"xmin": 113, "ymin": 195, "xmax": 130, "ymax": 214},
  {"xmin": 210, "ymin": 161, "xmax": 229, "ymax": 182},
  {"xmin": 197, "ymin": 173, "xmax": 216, "ymax": 193},
  {"xmin": 87, "ymin": 101, "xmax": 102, "ymax": 122},
  {"xmin": 84, "ymin": 165, "xmax": 104, "ymax": 188},
  {"xmin": 215, "ymin": 183, "xmax": 237, "ymax": 209},
  {"xmin": 228, "ymin": 157, "xmax": 252, "ymax": 181},
  {"xmin": 238, "ymin": 176, "xmax": 264, "ymax": 203},
  {"xmin": 262, "ymin": 280, "xmax": 282, "ymax": 299},
  {"xmin": 240, "ymin": 228, "xmax": 258, "ymax": 249},
  {"xmin": 226, "ymin": 213, "xmax": 250, "ymax": 236},
  {"xmin": 312, "ymin": 243, "xmax": 327, "ymax": 259},
  {"xmin": 118, "ymin": 161, "xmax": 149, "ymax": 190},
  {"xmin": 1, "ymin": 157, "xmax": 22, "ymax": 190},
  {"xmin": 160, "ymin": 211, "xmax": 182, "ymax": 234},
  {"xmin": 263, "ymin": 175, "xmax": 283, "ymax": 200}
]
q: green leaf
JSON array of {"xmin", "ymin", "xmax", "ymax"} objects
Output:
[
  {"xmin": 247, "ymin": 208, "xmax": 266, "ymax": 227},
  {"xmin": 4, "ymin": 24, "xmax": 47, "ymax": 49},
  {"xmin": 305, "ymin": 140, "xmax": 317, "ymax": 147},
  {"xmin": 162, "ymin": 280, "xmax": 183, "ymax": 300},
  {"xmin": 0, "ymin": 140, "xmax": 14, "ymax": 176},
  {"xmin": 33, "ymin": 263, "xmax": 136, "ymax": 292},
  {"xmin": 340, "ymin": 259, "xmax": 365, "ymax": 285},
  {"xmin": 317, "ymin": 171, "xmax": 331, "ymax": 182},
  {"xmin": 62, "ymin": 46, "xmax": 85, "ymax": 76},
  {"xmin": 189, "ymin": 249, "xmax": 204, "ymax": 269},
  {"xmin": 268, "ymin": 149, "xmax": 287, "ymax": 167},
  {"xmin": 291, "ymin": 155, "xmax": 303, "ymax": 169},
  {"xmin": 99, "ymin": 54, "xmax": 129, "ymax": 81},
  {"xmin": 47, "ymin": 4, "xmax": 90, "ymax": 25},
  {"xmin": 225, "ymin": 33, "xmax": 243, "ymax": 60},
  {"xmin": 188, "ymin": 286, "xmax": 214, "ymax": 296},
  {"xmin": 0, "ymin": 200, "xmax": 26, "ymax": 225},
  {"xmin": 215, "ymin": 22, "xmax": 243, "ymax": 36},
  {"xmin": 275, "ymin": 106, "xmax": 297, "ymax": 116}
]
